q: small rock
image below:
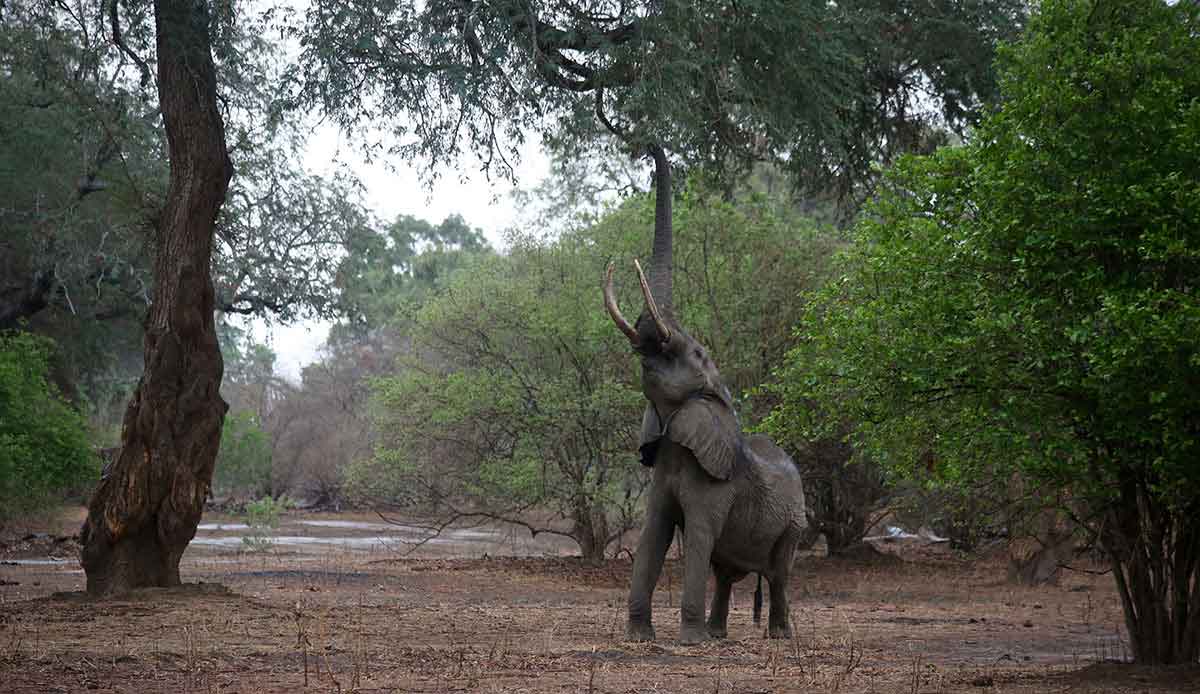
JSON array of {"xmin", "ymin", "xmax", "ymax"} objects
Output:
[{"xmin": 970, "ymin": 675, "xmax": 994, "ymax": 687}]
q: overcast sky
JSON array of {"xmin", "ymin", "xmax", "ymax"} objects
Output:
[{"xmin": 246, "ymin": 126, "xmax": 550, "ymax": 381}]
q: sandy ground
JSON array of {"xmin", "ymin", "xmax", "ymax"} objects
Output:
[{"xmin": 1, "ymin": 508, "xmax": 1197, "ymax": 693}]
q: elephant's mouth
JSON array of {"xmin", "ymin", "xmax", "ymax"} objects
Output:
[{"xmin": 643, "ymin": 367, "xmax": 705, "ymax": 404}]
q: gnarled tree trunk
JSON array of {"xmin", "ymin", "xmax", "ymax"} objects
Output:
[{"xmin": 80, "ymin": 0, "xmax": 232, "ymax": 596}]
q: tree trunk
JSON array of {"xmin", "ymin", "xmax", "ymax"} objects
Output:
[
  {"xmin": 80, "ymin": 0, "xmax": 233, "ymax": 596},
  {"xmin": 1007, "ymin": 508, "xmax": 1076, "ymax": 586},
  {"xmin": 1104, "ymin": 476, "xmax": 1200, "ymax": 664},
  {"xmin": 573, "ymin": 501, "xmax": 610, "ymax": 566}
]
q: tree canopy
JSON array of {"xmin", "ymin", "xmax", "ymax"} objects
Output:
[
  {"xmin": 766, "ymin": 0, "xmax": 1200, "ymax": 664},
  {"xmin": 292, "ymin": 0, "xmax": 1022, "ymax": 208}
]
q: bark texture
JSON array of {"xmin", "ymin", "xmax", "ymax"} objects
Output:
[
  {"xmin": 573, "ymin": 503, "xmax": 610, "ymax": 566},
  {"xmin": 80, "ymin": 0, "xmax": 232, "ymax": 596}
]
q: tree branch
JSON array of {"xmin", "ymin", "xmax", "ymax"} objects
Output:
[
  {"xmin": 375, "ymin": 503, "xmax": 576, "ymax": 557},
  {"xmin": 217, "ymin": 293, "xmax": 289, "ymax": 316},
  {"xmin": 108, "ymin": 0, "xmax": 152, "ymax": 88}
]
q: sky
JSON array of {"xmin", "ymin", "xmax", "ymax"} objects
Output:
[{"xmin": 245, "ymin": 126, "xmax": 550, "ymax": 381}]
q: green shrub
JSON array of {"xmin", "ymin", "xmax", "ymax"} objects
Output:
[
  {"xmin": 241, "ymin": 494, "xmax": 294, "ymax": 552},
  {"xmin": 0, "ymin": 331, "xmax": 96, "ymax": 525},
  {"xmin": 213, "ymin": 410, "xmax": 273, "ymax": 498}
]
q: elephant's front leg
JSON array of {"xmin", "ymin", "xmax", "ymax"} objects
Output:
[
  {"xmin": 679, "ymin": 524, "xmax": 717, "ymax": 645},
  {"xmin": 706, "ymin": 567, "xmax": 736, "ymax": 639},
  {"xmin": 626, "ymin": 498, "xmax": 675, "ymax": 642}
]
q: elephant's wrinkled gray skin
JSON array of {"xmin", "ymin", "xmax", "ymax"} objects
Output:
[{"xmin": 604, "ymin": 260, "xmax": 808, "ymax": 645}]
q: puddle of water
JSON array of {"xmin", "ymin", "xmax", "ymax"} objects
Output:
[
  {"xmin": 189, "ymin": 531, "xmax": 509, "ymax": 549},
  {"xmin": 190, "ymin": 535, "xmax": 402, "ymax": 548},
  {"xmin": 296, "ymin": 520, "xmax": 399, "ymax": 532},
  {"xmin": 3, "ymin": 558, "xmax": 72, "ymax": 566},
  {"xmin": 197, "ymin": 522, "xmax": 250, "ymax": 530}
]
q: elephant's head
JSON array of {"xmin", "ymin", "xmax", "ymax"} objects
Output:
[{"xmin": 605, "ymin": 260, "xmax": 742, "ymax": 480}]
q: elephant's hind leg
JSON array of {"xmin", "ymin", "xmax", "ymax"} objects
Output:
[
  {"xmin": 626, "ymin": 502, "xmax": 676, "ymax": 642},
  {"xmin": 766, "ymin": 533, "xmax": 801, "ymax": 639}
]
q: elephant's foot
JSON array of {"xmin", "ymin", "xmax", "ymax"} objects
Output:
[
  {"xmin": 625, "ymin": 621, "xmax": 655, "ymax": 642},
  {"xmin": 706, "ymin": 624, "xmax": 728, "ymax": 640},
  {"xmin": 767, "ymin": 624, "xmax": 793, "ymax": 639},
  {"xmin": 679, "ymin": 624, "xmax": 710, "ymax": 645}
]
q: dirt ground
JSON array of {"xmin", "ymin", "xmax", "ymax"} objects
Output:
[{"xmin": 2, "ymin": 508, "xmax": 1197, "ymax": 694}]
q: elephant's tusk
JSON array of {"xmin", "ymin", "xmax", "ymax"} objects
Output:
[
  {"xmin": 634, "ymin": 258, "xmax": 672, "ymax": 344},
  {"xmin": 604, "ymin": 262, "xmax": 641, "ymax": 345}
]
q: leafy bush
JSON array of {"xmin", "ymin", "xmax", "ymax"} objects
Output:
[
  {"xmin": 0, "ymin": 331, "xmax": 96, "ymax": 524},
  {"xmin": 767, "ymin": 0, "xmax": 1200, "ymax": 662},
  {"xmin": 213, "ymin": 410, "xmax": 273, "ymax": 499},
  {"xmin": 241, "ymin": 494, "xmax": 294, "ymax": 552}
]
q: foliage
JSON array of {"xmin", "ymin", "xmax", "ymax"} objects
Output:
[
  {"xmin": 334, "ymin": 214, "xmax": 491, "ymax": 338},
  {"xmin": 213, "ymin": 410, "xmax": 274, "ymax": 499},
  {"xmin": 241, "ymin": 494, "xmax": 295, "ymax": 552},
  {"xmin": 212, "ymin": 8, "xmax": 378, "ymax": 323},
  {"xmin": 0, "ymin": 331, "xmax": 96, "ymax": 524},
  {"xmin": 766, "ymin": 0, "xmax": 1200, "ymax": 663},
  {"xmin": 292, "ymin": 0, "xmax": 1022, "ymax": 212},
  {"xmin": 367, "ymin": 179, "xmax": 836, "ymax": 561},
  {"xmin": 369, "ymin": 242, "xmax": 647, "ymax": 561}
]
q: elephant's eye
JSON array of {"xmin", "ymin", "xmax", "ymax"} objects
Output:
[{"xmin": 694, "ymin": 348, "xmax": 705, "ymax": 360}]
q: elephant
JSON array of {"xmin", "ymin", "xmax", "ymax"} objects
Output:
[{"xmin": 603, "ymin": 256, "xmax": 808, "ymax": 644}]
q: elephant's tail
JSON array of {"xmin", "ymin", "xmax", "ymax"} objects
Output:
[{"xmin": 753, "ymin": 574, "xmax": 763, "ymax": 625}]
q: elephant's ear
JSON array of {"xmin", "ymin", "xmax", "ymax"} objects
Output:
[
  {"xmin": 638, "ymin": 405, "xmax": 664, "ymax": 468},
  {"xmin": 667, "ymin": 398, "xmax": 742, "ymax": 481}
]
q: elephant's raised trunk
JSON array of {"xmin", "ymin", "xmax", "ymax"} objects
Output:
[{"xmin": 647, "ymin": 144, "xmax": 673, "ymax": 315}]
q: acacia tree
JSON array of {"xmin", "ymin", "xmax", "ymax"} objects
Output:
[
  {"xmin": 79, "ymin": 0, "xmax": 233, "ymax": 595},
  {"xmin": 767, "ymin": 0, "xmax": 1200, "ymax": 663},
  {"xmin": 292, "ymin": 0, "xmax": 1020, "ymax": 211}
]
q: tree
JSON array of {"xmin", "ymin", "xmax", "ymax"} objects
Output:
[
  {"xmin": 0, "ymin": 331, "xmax": 96, "ymax": 525},
  {"xmin": 334, "ymin": 214, "xmax": 490, "ymax": 338},
  {"xmin": 80, "ymin": 0, "xmax": 233, "ymax": 596},
  {"xmin": 292, "ymin": 0, "xmax": 1021, "ymax": 212},
  {"xmin": 767, "ymin": 0, "xmax": 1200, "ymax": 663},
  {"xmin": 0, "ymin": 0, "xmax": 370, "ymax": 431}
]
